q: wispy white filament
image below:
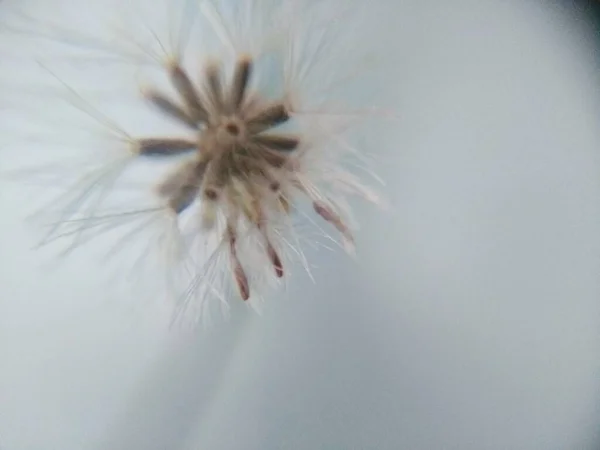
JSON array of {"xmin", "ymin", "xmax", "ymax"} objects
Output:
[{"xmin": 1, "ymin": 0, "xmax": 386, "ymax": 321}]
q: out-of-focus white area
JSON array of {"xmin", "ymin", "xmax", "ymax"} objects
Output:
[{"xmin": 1, "ymin": 0, "xmax": 600, "ymax": 449}]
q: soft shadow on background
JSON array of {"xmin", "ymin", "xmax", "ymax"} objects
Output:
[{"xmin": 1, "ymin": 1, "xmax": 600, "ymax": 449}]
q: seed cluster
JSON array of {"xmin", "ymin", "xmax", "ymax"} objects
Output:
[{"xmin": 135, "ymin": 57, "xmax": 352, "ymax": 301}]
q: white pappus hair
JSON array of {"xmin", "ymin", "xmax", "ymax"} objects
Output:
[{"xmin": 1, "ymin": 0, "xmax": 390, "ymax": 325}]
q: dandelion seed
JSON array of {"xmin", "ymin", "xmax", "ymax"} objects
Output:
[
  {"xmin": 246, "ymin": 102, "xmax": 290, "ymax": 133},
  {"xmin": 312, "ymin": 199, "xmax": 355, "ymax": 253},
  {"xmin": 142, "ymin": 88, "xmax": 200, "ymax": 130},
  {"xmin": 228, "ymin": 55, "xmax": 252, "ymax": 112},
  {"xmin": 7, "ymin": 0, "xmax": 389, "ymax": 319},
  {"xmin": 137, "ymin": 137, "xmax": 198, "ymax": 156},
  {"xmin": 156, "ymin": 156, "xmax": 208, "ymax": 214}
]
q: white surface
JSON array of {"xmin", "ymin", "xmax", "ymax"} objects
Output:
[{"xmin": 1, "ymin": 1, "xmax": 600, "ymax": 449}]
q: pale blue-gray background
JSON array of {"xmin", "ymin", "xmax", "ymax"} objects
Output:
[{"xmin": 1, "ymin": 1, "xmax": 600, "ymax": 449}]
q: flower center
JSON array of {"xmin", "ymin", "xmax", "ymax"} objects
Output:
[
  {"xmin": 215, "ymin": 117, "xmax": 246, "ymax": 148},
  {"xmin": 225, "ymin": 122, "xmax": 240, "ymax": 136}
]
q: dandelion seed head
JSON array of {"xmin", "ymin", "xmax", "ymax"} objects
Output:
[{"xmin": 4, "ymin": 0, "xmax": 390, "ymax": 324}]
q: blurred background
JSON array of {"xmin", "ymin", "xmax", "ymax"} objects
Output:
[{"xmin": 1, "ymin": 0, "xmax": 600, "ymax": 449}]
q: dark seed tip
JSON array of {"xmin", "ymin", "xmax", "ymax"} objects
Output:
[
  {"xmin": 204, "ymin": 188, "xmax": 218, "ymax": 201},
  {"xmin": 225, "ymin": 122, "xmax": 240, "ymax": 136},
  {"xmin": 274, "ymin": 264, "xmax": 284, "ymax": 278}
]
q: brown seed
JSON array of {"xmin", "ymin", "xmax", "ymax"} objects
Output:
[
  {"xmin": 205, "ymin": 62, "xmax": 224, "ymax": 113},
  {"xmin": 228, "ymin": 227, "xmax": 250, "ymax": 300},
  {"xmin": 247, "ymin": 103, "xmax": 290, "ymax": 134},
  {"xmin": 249, "ymin": 146, "xmax": 289, "ymax": 168},
  {"xmin": 267, "ymin": 241, "xmax": 284, "ymax": 278},
  {"xmin": 167, "ymin": 183, "xmax": 200, "ymax": 214},
  {"xmin": 313, "ymin": 201, "xmax": 354, "ymax": 245},
  {"xmin": 157, "ymin": 158, "xmax": 208, "ymax": 214},
  {"xmin": 228, "ymin": 56, "xmax": 253, "ymax": 112},
  {"xmin": 143, "ymin": 88, "xmax": 198, "ymax": 130},
  {"xmin": 252, "ymin": 134, "xmax": 299, "ymax": 152},
  {"xmin": 234, "ymin": 262, "xmax": 250, "ymax": 300},
  {"xmin": 137, "ymin": 137, "xmax": 197, "ymax": 157},
  {"xmin": 168, "ymin": 63, "xmax": 210, "ymax": 123},
  {"xmin": 255, "ymin": 208, "xmax": 284, "ymax": 278}
]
